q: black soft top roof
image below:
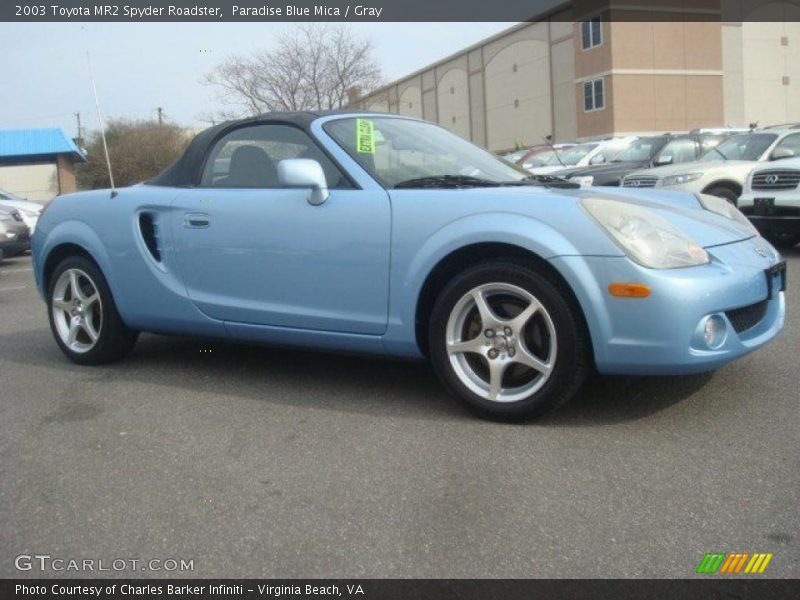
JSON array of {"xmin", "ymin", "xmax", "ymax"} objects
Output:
[{"xmin": 148, "ymin": 110, "xmax": 345, "ymax": 187}]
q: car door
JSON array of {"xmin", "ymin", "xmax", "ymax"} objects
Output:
[{"xmin": 170, "ymin": 123, "xmax": 391, "ymax": 335}]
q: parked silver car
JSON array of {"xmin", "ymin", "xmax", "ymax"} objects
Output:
[
  {"xmin": 0, "ymin": 205, "xmax": 31, "ymax": 257},
  {"xmin": 0, "ymin": 189, "xmax": 45, "ymax": 233}
]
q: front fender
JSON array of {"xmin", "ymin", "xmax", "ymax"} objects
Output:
[{"xmin": 383, "ymin": 212, "xmax": 612, "ymax": 357}]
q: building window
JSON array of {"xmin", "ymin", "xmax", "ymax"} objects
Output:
[
  {"xmin": 583, "ymin": 78, "xmax": 605, "ymax": 112},
  {"xmin": 581, "ymin": 17, "xmax": 602, "ymax": 50}
]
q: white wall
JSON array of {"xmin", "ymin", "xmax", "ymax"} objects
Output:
[
  {"xmin": 484, "ymin": 37, "xmax": 552, "ymax": 151},
  {"xmin": 0, "ymin": 163, "xmax": 58, "ymax": 201}
]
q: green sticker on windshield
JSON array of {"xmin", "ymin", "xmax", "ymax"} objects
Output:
[{"xmin": 356, "ymin": 119, "xmax": 376, "ymax": 154}]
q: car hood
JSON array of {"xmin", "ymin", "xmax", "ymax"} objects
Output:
[
  {"xmin": 627, "ymin": 159, "xmax": 758, "ymax": 177},
  {"xmin": 462, "ymin": 185, "xmax": 756, "ymax": 249},
  {"xmin": 552, "ymin": 160, "xmax": 648, "ymax": 178},
  {"xmin": 528, "ymin": 165, "xmax": 576, "ymax": 175},
  {"xmin": 591, "ymin": 187, "xmax": 755, "ymax": 247},
  {"xmin": 751, "ymin": 157, "xmax": 800, "ymax": 172}
]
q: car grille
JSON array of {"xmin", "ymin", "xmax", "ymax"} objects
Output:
[
  {"xmin": 726, "ymin": 300, "xmax": 768, "ymax": 334},
  {"xmin": 751, "ymin": 169, "xmax": 800, "ymax": 191},
  {"xmin": 622, "ymin": 175, "xmax": 658, "ymax": 188}
]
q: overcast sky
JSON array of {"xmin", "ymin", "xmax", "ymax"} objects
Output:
[{"xmin": 1, "ymin": 22, "xmax": 515, "ymax": 137}]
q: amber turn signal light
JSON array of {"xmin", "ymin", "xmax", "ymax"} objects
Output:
[{"xmin": 608, "ymin": 282, "xmax": 651, "ymax": 298}]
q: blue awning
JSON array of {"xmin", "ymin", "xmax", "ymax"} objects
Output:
[{"xmin": 0, "ymin": 128, "xmax": 86, "ymax": 162}]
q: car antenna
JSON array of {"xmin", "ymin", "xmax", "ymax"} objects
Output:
[
  {"xmin": 542, "ymin": 134, "xmax": 566, "ymax": 167},
  {"xmin": 83, "ymin": 26, "xmax": 117, "ymax": 198}
]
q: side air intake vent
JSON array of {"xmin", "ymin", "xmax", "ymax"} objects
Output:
[{"xmin": 138, "ymin": 212, "xmax": 162, "ymax": 262}]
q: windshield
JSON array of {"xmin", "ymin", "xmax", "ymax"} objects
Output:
[
  {"xmin": 614, "ymin": 137, "xmax": 667, "ymax": 162},
  {"xmin": 543, "ymin": 143, "xmax": 598, "ymax": 167},
  {"xmin": 325, "ymin": 117, "xmax": 531, "ymax": 187},
  {"xmin": 700, "ymin": 133, "xmax": 777, "ymax": 162},
  {"xmin": 503, "ymin": 149, "xmax": 527, "ymax": 163}
]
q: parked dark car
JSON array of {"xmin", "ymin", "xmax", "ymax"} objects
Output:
[
  {"xmin": 552, "ymin": 133, "xmax": 730, "ymax": 187},
  {"xmin": 0, "ymin": 205, "xmax": 31, "ymax": 257}
]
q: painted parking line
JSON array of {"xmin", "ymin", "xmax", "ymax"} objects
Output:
[
  {"xmin": 0, "ymin": 286, "xmax": 26, "ymax": 292},
  {"xmin": 0, "ymin": 267, "xmax": 34, "ymax": 274}
]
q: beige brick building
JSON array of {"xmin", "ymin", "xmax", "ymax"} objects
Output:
[{"xmin": 352, "ymin": 1, "xmax": 800, "ymax": 152}]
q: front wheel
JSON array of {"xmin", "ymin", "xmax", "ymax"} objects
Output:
[
  {"xmin": 48, "ymin": 256, "xmax": 138, "ymax": 365},
  {"xmin": 428, "ymin": 260, "xmax": 589, "ymax": 421}
]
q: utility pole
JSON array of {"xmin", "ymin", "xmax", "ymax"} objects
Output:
[
  {"xmin": 157, "ymin": 106, "xmax": 164, "ymax": 125},
  {"xmin": 74, "ymin": 111, "xmax": 83, "ymax": 146}
]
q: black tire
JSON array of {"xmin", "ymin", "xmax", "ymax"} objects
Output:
[
  {"xmin": 704, "ymin": 185, "xmax": 739, "ymax": 205},
  {"xmin": 767, "ymin": 232, "xmax": 800, "ymax": 249},
  {"xmin": 428, "ymin": 259, "xmax": 589, "ymax": 421},
  {"xmin": 47, "ymin": 255, "xmax": 138, "ymax": 365}
]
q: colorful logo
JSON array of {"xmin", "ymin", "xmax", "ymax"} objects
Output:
[{"xmin": 696, "ymin": 552, "xmax": 773, "ymax": 574}]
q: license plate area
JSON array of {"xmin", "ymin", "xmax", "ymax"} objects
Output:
[
  {"xmin": 765, "ymin": 261, "xmax": 787, "ymax": 300},
  {"xmin": 754, "ymin": 197, "xmax": 775, "ymax": 216}
]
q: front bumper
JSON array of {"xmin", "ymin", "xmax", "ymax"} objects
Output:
[
  {"xmin": 0, "ymin": 227, "xmax": 31, "ymax": 255},
  {"xmin": 551, "ymin": 236, "xmax": 786, "ymax": 375},
  {"xmin": 738, "ymin": 192, "xmax": 800, "ymax": 234}
]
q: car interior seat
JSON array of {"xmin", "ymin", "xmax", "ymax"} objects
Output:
[{"xmin": 217, "ymin": 145, "xmax": 278, "ymax": 187}]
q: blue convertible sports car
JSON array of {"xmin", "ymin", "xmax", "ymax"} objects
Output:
[{"xmin": 32, "ymin": 112, "xmax": 787, "ymax": 420}]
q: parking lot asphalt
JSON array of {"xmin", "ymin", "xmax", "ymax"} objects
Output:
[{"xmin": 0, "ymin": 250, "xmax": 798, "ymax": 579}]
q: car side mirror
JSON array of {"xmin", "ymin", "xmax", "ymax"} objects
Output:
[
  {"xmin": 653, "ymin": 155, "xmax": 673, "ymax": 167},
  {"xmin": 770, "ymin": 147, "xmax": 795, "ymax": 161},
  {"xmin": 278, "ymin": 159, "xmax": 329, "ymax": 206},
  {"xmin": 589, "ymin": 155, "xmax": 606, "ymax": 165}
]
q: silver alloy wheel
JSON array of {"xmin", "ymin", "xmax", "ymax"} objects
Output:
[
  {"xmin": 445, "ymin": 282, "xmax": 557, "ymax": 402},
  {"xmin": 51, "ymin": 268, "xmax": 103, "ymax": 354}
]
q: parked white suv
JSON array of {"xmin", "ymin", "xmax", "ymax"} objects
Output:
[
  {"xmin": 620, "ymin": 129, "xmax": 800, "ymax": 203},
  {"xmin": 738, "ymin": 156, "xmax": 800, "ymax": 248}
]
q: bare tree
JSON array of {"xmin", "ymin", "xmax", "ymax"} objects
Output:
[
  {"xmin": 77, "ymin": 119, "xmax": 190, "ymax": 189},
  {"xmin": 202, "ymin": 24, "xmax": 382, "ymax": 117}
]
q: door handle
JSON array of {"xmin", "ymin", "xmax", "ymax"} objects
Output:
[{"xmin": 183, "ymin": 213, "xmax": 210, "ymax": 228}]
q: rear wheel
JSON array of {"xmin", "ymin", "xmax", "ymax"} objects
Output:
[
  {"xmin": 48, "ymin": 256, "xmax": 138, "ymax": 365},
  {"xmin": 428, "ymin": 260, "xmax": 589, "ymax": 421}
]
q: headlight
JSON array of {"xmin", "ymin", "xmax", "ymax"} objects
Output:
[
  {"xmin": 582, "ymin": 197, "xmax": 709, "ymax": 269},
  {"xmin": 658, "ymin": 173, "xmax": 703, "ymax": 187},
  {"xmin": 695, "ymin": 193, "xmax": 759, "ymax": 236},
  {"xmin": 570, "ymin": 175, "xmax": 594, "ymax": 186}
]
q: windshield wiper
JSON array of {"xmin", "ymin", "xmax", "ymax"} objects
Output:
[
  {"xmin": 394, "ymin": 175, "xmax": 500, "ymax": 189},
  {"xmin": 521, "ymin": 174, "xmax": 580, "ymax": 189},
  {"xmin": 711, "ymin": 147, "xmax": 729, "ymax": 160}
]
